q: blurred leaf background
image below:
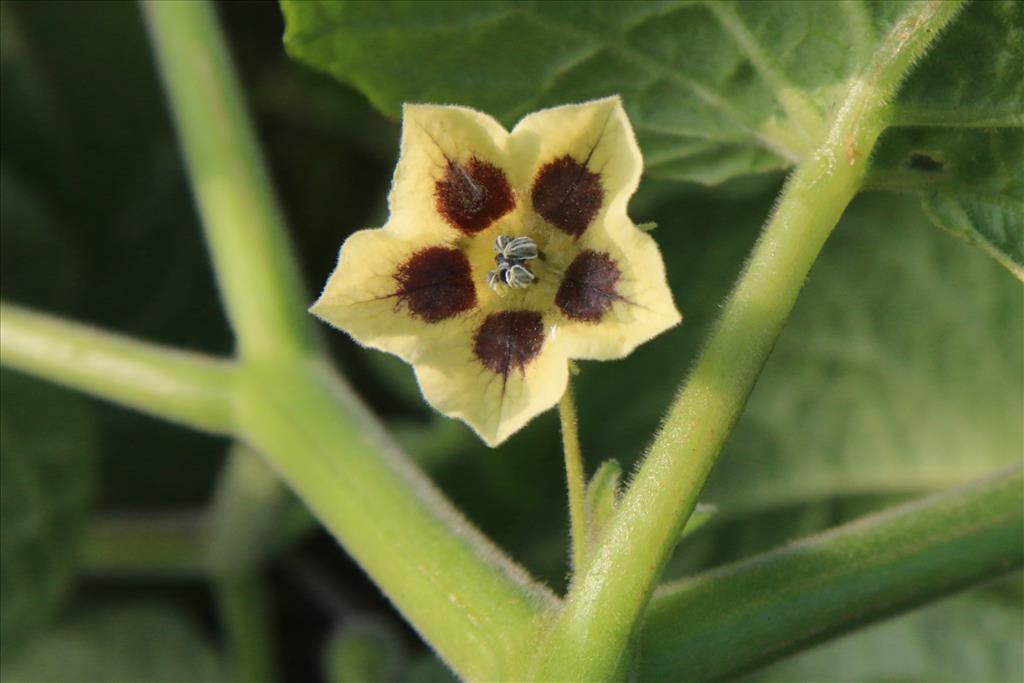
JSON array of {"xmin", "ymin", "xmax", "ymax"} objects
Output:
[{"xmin": 0, "ymin": 1, "xmax": 1020, "ymax": 681}]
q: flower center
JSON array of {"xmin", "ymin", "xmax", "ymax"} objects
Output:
[{"xmin": 487, "ymin": 235, "xmax": 540, "ymax": 291}]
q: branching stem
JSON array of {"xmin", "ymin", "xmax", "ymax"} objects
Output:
[
  {"xmin": 5, "ymin": 4, "xmax": 1001, "ymax": 682},
  {"xmin": 640, "ymin": 465, "xmax": 1024, "ymax": 680},
  {"xmin": 529, "ymin": 2, "xmax": 965, "ymax": 679},
  {"xmin": 0, "ymin": 302, "xmax": 236, "ymax": 434},
  {"xmin": 142, "ymin": 0, "xmax": 319, "ymax": 362}
]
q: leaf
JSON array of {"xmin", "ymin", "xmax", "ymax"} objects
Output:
[
  {"xmin": 680, "ymin": 503, "xmax": 716, "ymax": 539},
  {"xmin": 584, "ymin": 459, "xmax": 622, "ymax": 554},
  {"xmin": 0, "ymin": 371, "xmax": 95, "ymax": 657},
  {"xmin": 869, "ymin": 126, "xmax": 1024, "ymax": 280},
  {"xmin": 283, "ymin": 1, "xmax": 1023, "ymax": 273},
  {"xmin": 573, "ymin": 189, "xmax": 1020, "ymax": 534},
  {"xmin": 703, "ymin": 193, "xmax": 1023, "ymax": 514},
  {"xmin": 893, "ymin": 0, "xmax": 1023, "ymax": 128},
  {"xmin": 878, "ymin": 0, "xmax": 1024, "ymax": 277},
  {"xmin": 922, "ymin": 191, "xmax": 1024, "ymax": 281},
  {"xmin": 283, "ymin": 0, "xmax": 887, "ymax": 183},
  {"xmin": 743, "ymin": 586, "xmax": 1024, "ymax": 682},
  {"xmin": 0, "ymin": 605, "xmax": 227, "ymax": 682}
]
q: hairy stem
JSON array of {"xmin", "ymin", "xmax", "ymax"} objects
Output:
[
  {"xmin": 237, "ymin": 359, "xmax": 557, "ymax": 680},
  {"xmin": 530, "ymin": 2, "xmax": 965, "ymax": 679},
  {"xmin": 1, "ymin": 5, "xmax": 557, "ymax": 678},
  {"xmin": 144, "ymin": 5, "xmax": 559, "ymax": 674},
  {"xmin": 559, "ymin": 379, "xmax": 587, "ymax": 575},
  {"xmin": 639, "ymin": 465, "xmax": 1024, "ymax": 680},
  {"xmin": 142, "ymin": 0, "xmax": 318, "ymax": 362},
  {"xmin": 0, "ymin": 302, "xmax": 236, "ymax": 434}
]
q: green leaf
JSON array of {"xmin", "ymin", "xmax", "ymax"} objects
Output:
[
  {"xmin": 869, "ymin": 126, "xmax": 1023, "ymax": 280},
  {"xmin": 583, "ymin": 459, "xmax": 621, "ymax": 547},
  {"xmin": 704, "ymin": 193, "xmax": 1023, "ymax": 514},
  {"xmin": 571, "ymin": 189, "xmax": 1021, "ymax": 537},
  {"xmin": 284, "ymin": 0, "xmax": 908, "ymax": 183},
  {"xmin": 324, "ymin": 619, "xmax": 404, "ymax": 683},
  {"xmin": 680, "ymin": 503, "xmax": 716, "ymax": 539},
  {"xmin": 879, "ymin": 0, "xmax": 1024, "ymax": 278},
  {"xmin": 0, "ymin": 371, "xmax": 95, "ymax": 657},
  {"xmin": 923, "ymin": 190, "xmax": 1023, "ymax": 282},
  {"xmin": 893, "ymin": 0, "xmax": 1023, "ymax": 128},
  {"xmin": 743, "ymin": 586, "xmax": 1024, "ymax": 682},
  {"xmin": 0, "ymin": 605, "xmax": 227, "ymax": 682},
  {"xmin": 283, "ymin": 1, "xmax": 1023, "ymax": 273}
]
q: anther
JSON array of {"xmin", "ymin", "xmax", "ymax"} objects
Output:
[{"xmin": 488, "ymin": 235, "xmax": 539, "ymax": 291}]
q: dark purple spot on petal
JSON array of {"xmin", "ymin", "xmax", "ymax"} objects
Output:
[
  {"xmin": 473, "ymin": 310, "xmax": 545, "ymax": 376},
  {"xmin": 531, "ymin": 155, "xmax": 604, "ymax": 237},
  {"xmin": 556, "ymin": 250, "xmax": 622, "ymax": 323},
  {"xmin": 435, "ymin": 158, "xmax": 515, "ymax": 234},
  {"xmin": 394, "ymin": 246, "xmax": 476, "ymax": 323}
]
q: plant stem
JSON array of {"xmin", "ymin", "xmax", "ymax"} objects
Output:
[
  {"xmin": 3, "ymin": 4, "xmax": 554, "ymax": 677},
  {"xmin": 530, "ymin": 2, "xmax": 964, "ymax": 679},
  {"xmin": 142, "ymin": 0, "xmax": 319, "ymax": 362},
  {"xmin": 205, "ymin": 445, "xmax": 290, "ymax": 682},
  {"xmin": 76, "ymin": 474, "xmax": 313, "ymax": 578},
  {"xmin": 639, "ymin": 465, "xmax": 1024, "ymax": 680},
  {"xmin": 206, "ymin": 444, "xmax": 293, "ymax": 573},
  {"xmin": 559, "ymin": 379, "xmax": 587, "ymax": 575},
  {"xmin": 0, "ymin": 302, "xmax": 236, "ymax": 434},
  {"xmin": 237, "ymin": 359, "xmax": 557, "ymax": 680},
  {"xmin": 79, "ymin": 513, "xmax": 208, "ymax": 577},
  {"xmin": 216, "ymin": 571, "xmax": 276, "ymax": 683}
]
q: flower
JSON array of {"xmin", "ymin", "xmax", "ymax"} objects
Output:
[{"xmin": 310, "ymin": 97, "xmax": 681, "ymax": 446}]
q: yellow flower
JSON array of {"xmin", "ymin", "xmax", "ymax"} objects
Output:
[{"xmin": 311, "ymin": 96, "xmax": 681, "ymax": 446}]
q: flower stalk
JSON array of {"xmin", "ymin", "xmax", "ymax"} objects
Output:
[{"xmin": 559, "ymin": 378, "xmax": 587, "ymax": 574}]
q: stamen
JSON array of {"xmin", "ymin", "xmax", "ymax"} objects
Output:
[
  {"xmin": 506, "ymin": 264, "xmax": 536, "ymax": 288},
  {"xmin": 488, "ymin": 235, "xmax": 539, "ymax": 291}
]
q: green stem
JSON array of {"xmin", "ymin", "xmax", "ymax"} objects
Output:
[
  {"xmin": 205, "ymin": 445, "xmax": 290, "ymax": 683},
  {"xmin": 0, "ymin": 302, "xmax": 236, "ymax": 434},
  {"xmin": 206, "ymin": 444, "xmax": 293, "ymax": 573},
  {"xmin": 237, "ymin": 359, "xmax": 557, "ymax": 680},
  {"xmin": 216, "ymin": 572, "xmax": 276, "ymax": 683},
  {"xmin": 639, "ymin": 465, "xmax": 1024, "ymax": 681},
  {"xmin": 530, "ymin": 2, "xmax": 964, "ymax": 679},
  {"xmin": 79, "ymin": 513, "xmax": 208, "ymax": 577},
  {"xmin": 141, "ymin": 0, "xmax": 318, "ymax": 362},
  {"xmin": 77, "ymin": 482, "xmax": 314, "ymax": 578},
  {"xmin": 559, "ymin": 379, "xmax": 587, "ymax": 575},
  {"xmin": 3, "ymin": 5, "xmax": 555, "ymax": 677}
]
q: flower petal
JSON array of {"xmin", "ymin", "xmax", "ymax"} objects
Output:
[
  {"xmin": 312, "ymin": 98, "xmax": 681, "ymax": 447},
  {"xmin": 510, "ymin": 96, "xmax": 641, "ymax": 239},
  {"xmin": 414, "ymin": 310, "xmax": 569, "ymax": 446},
  {"xmin": 391, "ymin": 104, "xmax": 516, "ymax": 239},
  {"xmin": 552, "ymin": 221, "xmax": 682, "ymax": 360},
  {"xmin": 310, "ymin": 228, "xmax": 481, "ymax": 361}
]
